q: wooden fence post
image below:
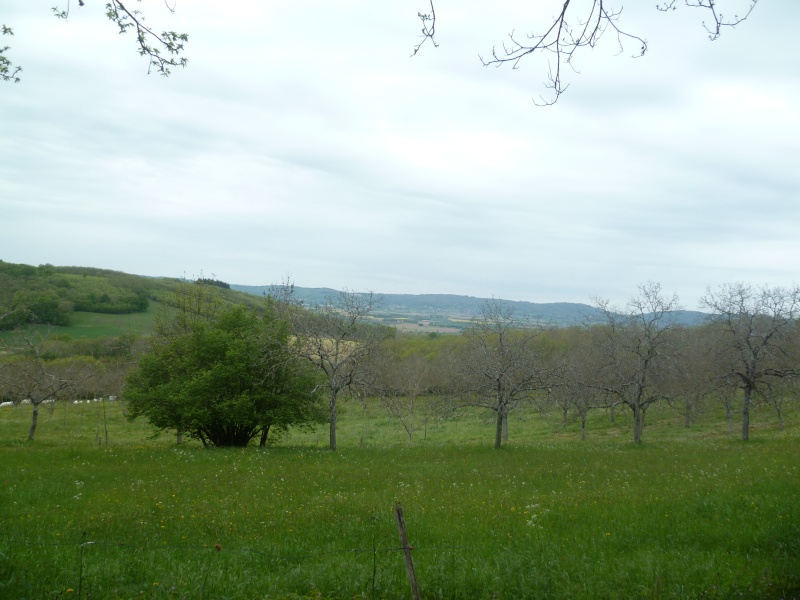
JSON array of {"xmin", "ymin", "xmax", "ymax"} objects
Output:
[{"xmin": 394, "ymin": 503, "xmax": 421, "ymax": 600}]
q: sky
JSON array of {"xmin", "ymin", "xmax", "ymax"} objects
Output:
[{"xmin": 1, "ymin": 0, "xmax": 798, "ymax": 309}]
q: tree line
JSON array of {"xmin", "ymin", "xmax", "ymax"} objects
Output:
[
  {"xmin": 367, "ymin": 282, "xmax": 799, "ymax": 447},
  {"xmin": 2, "ymin": 279, "xmax": 798, "ymax": 448}
]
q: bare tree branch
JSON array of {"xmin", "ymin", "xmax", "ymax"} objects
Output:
[
  {"xmin": 479, "ymin": 1, "xmax": 647, "ymax": 106},
  {"xmin": 414, "ymin": 0, "xmax": 758, "ymax": 104},
  {"xmin": 658, "ymin": 0, "xmax": 759, "ymax": 41},
  {"xmin": 412, "ymin": 0, "xmax": 438, "ymax": 57}
]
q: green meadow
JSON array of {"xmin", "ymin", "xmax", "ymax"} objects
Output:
[{"xmin": 1, "ymin": 399, "xmax": 798, "ymax": 599}]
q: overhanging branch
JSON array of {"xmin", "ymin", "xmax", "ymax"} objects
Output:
[
  {"xmin": 51, "ymin": 0, "xmax": 188, "ymax": 76},
  {"xmin": 413, "ymin": 0, "xmax": 758, "ymax": 104}
]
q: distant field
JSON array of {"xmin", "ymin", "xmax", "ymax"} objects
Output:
[
  {"xmin": 0, "ymin": 302, "xmax": 161, "ymax": 341},
  {"xmin": 1, "ymin": 399, "xmax": 798, "ymax": 599},
  {"xmin": 61, "ymin": 303, "xmax": 160, "ymax": 338},
  {"xmin": 391, "ymin": 322, "xmax": 462, "ymax": 334}
]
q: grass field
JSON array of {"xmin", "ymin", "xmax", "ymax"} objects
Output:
[
  {"xmin": 1, "ymin": 398, "xmax": 798, "ymax": 599},
  {"xmin": 61, "ymin": 306, "xmax": 159, "ymax": 339},
  {"xmin": 0, "ymin": 304, "xmax": 160, "ymax": 344}
]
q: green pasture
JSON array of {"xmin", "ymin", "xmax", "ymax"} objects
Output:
[
  {"xmin": 59, "ymin": 305, "xmax": 159, "ymax": 338},
  {"xmin": 1, "ymin": 399, "xmax": 798, "ymax": 599},
  {"xmin": 0, "ymin": 304, "xmax": 159, "ymax": 343}
]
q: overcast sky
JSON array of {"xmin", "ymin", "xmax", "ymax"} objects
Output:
[{"xmin": 1, "ymin": 1, "xmax": 798, "ymax": 308}]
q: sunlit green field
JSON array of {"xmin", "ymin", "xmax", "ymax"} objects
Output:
[{"xmin": 1, "ymin": 399, "xmax": 798, "ymax": 599}]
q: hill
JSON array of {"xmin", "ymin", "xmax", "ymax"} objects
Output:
[
  {"xmin": 0, "ymin": 261, "xmax": 261, "ymax": 336},
  {"xmin": 0, "ymin": 261, "xmax": 708, "ymax": 335},
  {"xmin": 231, "ymin": 284, "xmax": 708, "ymax": 329}
]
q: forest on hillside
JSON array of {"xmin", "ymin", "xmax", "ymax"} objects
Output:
[
  {"xmin": 0, "ymin": 261, "xmax": 155, "ymax": 328},
  {"xmin": 0, "ymin": 261, "xmax": 261, "ymax": 330}
]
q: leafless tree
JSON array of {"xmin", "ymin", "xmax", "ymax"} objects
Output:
[
  {"xmin": 415, "ymin": 0, "xmax": 758, "ymax": 104},
  {"xmin": 700, "ymin": 283, "xmax": 800, "ymax": 441},
  {"xmin": 758, "ymin": 372, "xmax": 799, "ymax": 431},
  {"xmin": 455, "ymin": 299, "xmax": 550, "ymax": 449},
  {"xmin": 587, "ymin": 282, "xmax": 682, "ymax": 443},
  {"xmin": 369, "ymin": 347, "xmax": 436, "ymax": 445},
  {"xmin": 666, "ymin": 325, "xmax": 718, "ymax": 427},
  {"xmin": 549, "ymin": 330, "xmax": 606, "ymax": 440},
  {"xmin": 285, "ymin": 288, "xmax": 383, "ymax": 451},
  {"xmin": 0, "ymin": 329, "xmax": 92, "ymax": 440}
]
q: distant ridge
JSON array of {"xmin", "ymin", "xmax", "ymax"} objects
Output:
[
  {"xmin": 0, "ymin": 260, "xmax": 707, "ymax": 332},
  {"xmin": 230, "ymin": 284, "xmax": 708, "ymax": 328}
]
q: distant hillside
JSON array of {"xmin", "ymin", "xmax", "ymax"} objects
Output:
[
  {"xmin": 0, "ymin": 261, "xmax": 262, "ymax": 332},
  {"xmin": 1, "ymin": 261, "xmax": 708, "ymax": 334},
  {"xmin": 230, "ymin": 284, "xmax": 708, "ymax": 328}
]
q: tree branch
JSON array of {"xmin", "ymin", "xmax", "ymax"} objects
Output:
[
  {"xmin": 50, "ymin": 0, "xmax": 188, "ymax": 76},
  {"xmin": 105, "ymin": 1, "xmax": 188, "ymax": 76},
  {"xmin": 411, "ymin": 0, "xmax": 438, "ymax": 57},
  {"xmin": 659, "ymin": 0, "xmax": 759, "ymax": 41},
  {"xmin": 479, "ymin": 1, "xmax": 647, "ymax": 105},
  {"xmin": 413, "ymin": 0, "xmax": 758, "ymax": 104},
  {"xmin": 0, "ymin": 25, "xmax": 22, "ymax": 83}
]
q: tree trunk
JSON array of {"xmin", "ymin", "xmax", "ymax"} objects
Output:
[
  {"xmin": 502, "ymin": 412, "xmax": 508, "ymax": 443},
  {"xmin": 102, "ymin": 398, "xmax": 109, "ymax": 446},
  {"xmin": 405, "ymin": 418, "xmax": 414, "ymax": 446},
  {"xmin": 259, "ymin": 424, "xmax": 270, "ymax": 447},
  {"xmin": 494, "ymin": 406, "xmax": 505, "ymax": 449},
  {"xmin": 28, "ymin": 403, "xmax": 39, "ymax": 441},
  {"xmin": 609, "ymin": 403, "xmax": 616, "ymax": 423},
  {"xmin": 176, "ymin": 430, "xmax": 184, "ymax": 444},
  {"xmin": 742, "ymin": 387, "xmax": 751, "ymax": 441},
  {"xmin": 329, "ymin": 388, "xmax": 338, "ymax": 451},
  {"xmin": 725, "ymin": 403, "xmax": 733, "ymax": 437},
  {"xmin": 632, "ymin": 405, "xmax": 645, "ymax": 444},
  {"xmin": 580, "ymin": 413, "xmax": 587, "ymax": 441}
]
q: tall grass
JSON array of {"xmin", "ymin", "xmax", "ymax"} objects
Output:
[{"xmin": 1, "ymin": 399, "xmax": 798, "ymax": 599}]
